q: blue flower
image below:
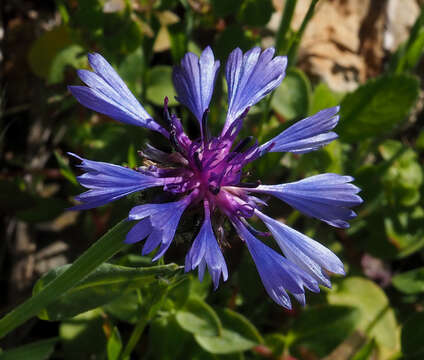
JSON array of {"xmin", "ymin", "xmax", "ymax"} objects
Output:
[{"xmin": 69, "ymin": 47, "xmax": 362, "ymax": 308}]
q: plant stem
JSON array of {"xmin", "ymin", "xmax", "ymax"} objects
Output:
[
  {"xmin": 120, "ymin": 316, "xmax": 149, "ymax": 360},
  {"xmin": 287, "ymin": 0, "xmax": 319, "ymax": 66},
  {"xmin": 0, "ymin": 219, "xmax": 133, "ymax": 339},
  {"xmin": 275, "ymin": 0, "xmax": 298, "ymax": 54}
]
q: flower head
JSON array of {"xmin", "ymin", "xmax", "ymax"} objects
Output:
[{"xmin": 69, "ymin": 47, "xmax": 363, "ymax": 308}]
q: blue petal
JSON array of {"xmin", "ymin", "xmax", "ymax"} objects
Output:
[
  {"xmin": 185, "ymin": 203, "xmax": 228, "ymax": 289},
  {"xmin": 223, "ymin": 47, "xmax": 287, "ymax": 134},
  {"xmin": 125, "ymin": 218, "xmax": 153, "ymax": 244},
  {"xmin": 260, "ymin": 106, "xmax": 339, "ymax": 155},
  {"xmin": 234, "ymin": 220, "xmax": 319, "ymax": 309},
  {"xmin": 257, "ymin": 211, "xmax": 345, "ymax": 287},
  {"xmin": 69, "ymin": 53, "xmax": 167, "ymax": 136},
  {"xmin": 252, "ymin": 173, "xmax": 363, "ymax": 228},
  {"xmin": 68, "ymin": 153, "xmax": 164, "ymax": 210},
  {"xmin": 129, "ymin": 197, "xmax": 192, "ymax": 261},
  {"xmin": 172, "ymin": 46, "xmax": 220, "ymax": 126}
]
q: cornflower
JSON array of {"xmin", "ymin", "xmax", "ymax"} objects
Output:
[{"xmin": 68, "ymin": 47, "xmax": 362, "ymax": 308}]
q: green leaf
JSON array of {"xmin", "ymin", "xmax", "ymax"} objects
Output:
[
  {"xmin": 350, "ymin": 339, "xmax": 376, "ymax": 360},
  {"xmin": 106, "ymin": 325, "xmax": 122, "ymax": 360},
  {"xmin": 237, "ymin": 0, "xmax": 273, "ymax": 27},
  {"xmin": 211, "ymin": 0, "xmax": 243, "ymax": 17},
  {"xmin": 150, "ymin": 315, "xmax": 192, "ymax": 360},
  {"xmin": 103, "ymin": 291, "xmax": 141, "ymax": 324},
  {"xmin": 146, "ymin": 66, "xmax": 177, "ymax": 106},
  {"xmin": 176, "ymin": 298, "xmax": 222, "ymax": 337},
  {"xmin": 33, "ymin": 262, "xmax": 180, "ymax": 320},
  {"xmin": 0, "ymin": 220, "xmax": 133, "ymax": 338},
  {"xmin": 28, "ymin": 26, "xmax": 73, "ymax": 80},
  {"xmin": 328, "ymin": 277, "xmax": 399, "ymax": 353},
  {"xmin": 215, "ymin": 24, "xmax": 255, "ymax": 59},
  {"xmin": 271, "ymin": 68, "xmax": 311, "ymax": 120},
  {"xmin": 195, "ymin": 308, "xmax": 262, "ymax": 354},
  {"xmin": 289, "ymin": 305, "xmax": 360, "ymax": 357},
  {"xmin": 310, "ymin": 83, "xmax": 341, "ymax": 115},
  {"xmin": 54, "ymin": 151, "xmax": 78, "ymax": 185},
  {"xmin": 392, "ymin": 268, "xmax": 424, "ymax": 294},
  {"xmin": 118, "ymin": 48, "xmax": 145, "ymax": 97},
  {"xmin": 0, "ymin": 338, "xmax": 58, "ymax": 360},
  {"xmin": 59, "ymin": 309, "xmax": 107, "ymax": 360},
  {"xmin": 48, "ymin": 44, "xmax": 86, "ymax": 84},
  {"xmin": 401, "ymin": 312, "xmax": 424, "ymax": 359},
  {"xmin": 338, "ymin": 75, "xmax": 419, "ymax": 142}
]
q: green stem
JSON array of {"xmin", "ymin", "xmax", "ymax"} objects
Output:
[
  {"xmin": 287, "ymin": 0, "xmax": 319, "ymax": 66},
  {"xmin": 0, "ymin": 219, "xmax": 133, "ymax": 339},
  {"xmin": 275, "ymin": 0, "xmax": 298, "ymax": 54},
  {"xmin": 260, "ymin": 0, "xmax": 298, "ymax": 129},
  {"xmin": 120, "ymin": 316, "xmax": 149, "ymax": 360}
]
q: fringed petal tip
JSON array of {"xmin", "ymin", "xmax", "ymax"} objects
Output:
[
  {"xmin": 252, "ymin": 173, "xmax": 363, "ymax": 229},
  {"xmin": 172, "ymin": 46, "xmax": 220, "ymax": 124},
  {"xmin": 256, "ymin": 211, "xmax": 345, "ymax": 288},
  {"xmin": 259, "ymin": 106, "xmax": 341, "ymax": 155},
  {"xmin": 233, "ymin": 219, "xmax": 319, "ymax": 309},
  {"xmin": 68, "ymin": 54, "xmax": 167, "ymax": 135},
  {"xmin": 222, "ymin": 47, "xmax": 287, "ymax": 134}
]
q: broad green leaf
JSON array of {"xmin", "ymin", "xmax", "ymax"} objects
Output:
[
  {"xmin": 310, "ymin": 83, "xmax": 341, "ymax": 115},
  {"xmin": 237, "ymin": 0, "xmax": 273, "ymax": 27},
  {"xmin": 195, "ymin": 308, "xmax": 262, "ymax": 354},
  {"xmin": 0, "ymin": 338, "xmax": 58, "ymax": 360},
  {"xmin": 289, "ymin": 305, "xmax": 360, "ymax": 357},
  {"xmin": 150, "ymin": 315, "xmax": 191, "ymax": 360},
  {"xmin": 176, "ymin": 298, "xmax": 222, "ymax": 337},
  {"xmin": 28, "ymin": 26, "xmax": 73, "ymax": 80},
  {"xmin": 118, "ymin": 48, "xmax": 145, "ymax": 96},
  {"xmin": 106, "ymin": 325, "xmax": 122, "ymax": 360},
  {"xmin": 401, "ymin": 312, "xmax": 424, "ymax": 359},
  {"xmin": 33, "ymin": 262, "xmax": 180, "ymax": 320},
  {"xmin": 146, "ymin": 66, "xmax": 177, "ymax": 106},
  {"xmin": 215, "ymin": 24, "xmax": 255, "ymax": 59},
  {"xmin": 211, "ymin": 0, "xmax": 243, "ymax": 17},
  {"xmin": 48, "ymin": 44, "xmax": 86, "ymax": 84},
  {"xmin": 338, "ymin": 75, "xmax": 419, "ymax": 142},
  {"xmin": 59, "ymin": 309, "xmax": 106, "ymax": 360},
  {"xmin": 103, "ymin": 291, "xmax": 141, "ymax": 324},
  {"xmin": 392, "ymin": 268, "xmax": 424, "ymax": 294},
  {"xmin": 271, "ymin": 68, "xmax": 311, "ymax": 120},
  {"xmin": 379, "ymin": 140, "xmax": 422, "ymax": 207},
  {"xmin": 328, "ymin": 277, "xmax": 399, "ymax": 354}
]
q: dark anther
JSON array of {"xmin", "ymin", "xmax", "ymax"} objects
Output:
[
  {"xmin": 163, "ymin": 97, "xmax": 172, "ymax": 127},
  {"xmin": 193, "ymin": 151, "xmax": 202, "ymax": 170},
  {"xmin": 170, "ymin": 130, "xmax": 186, "ymax": 156},
  {"xmin": 233, "ymin": 136, "xmax": 253, "ymax": 153},
  {"xmin": 208, "ymin": 184, "xmax": 220, "ymax": 195},
  {"xmin": 201, "ymin": 109, "xmax": 210, "ymax": 144},
  {"xmin": 233, "ymin": 180, "xmax": 261, "ymax": 188}
]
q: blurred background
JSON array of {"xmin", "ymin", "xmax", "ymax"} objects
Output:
[{"xmin": 1, "ymin": 0, "xmax": 424, "ymax": 359}]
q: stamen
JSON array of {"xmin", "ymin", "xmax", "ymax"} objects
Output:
[
  {"xmin": 208, "ymin": 184, "xmax": 220, "ymax": 195},
  {"xmin": 233, "ymin": 136, "xmax": 253, "ymax": 153},
  {"xmin": 201, "ymin": 109, "xmax": 210, "ymax": 145},
  {"xmin": 233, "ymin": 180, "xmax": 261, "ymax": 188},
  {"xmin": 163, "ymin": 97, "xmax": 172, "ymax": 126},
  {"xmin": 193, "ymin": 151, "xmax": 202, "ymax": 170},
  {"xmin": 170, "ymin": 130, "xmax": 186, "ymax": 156}
]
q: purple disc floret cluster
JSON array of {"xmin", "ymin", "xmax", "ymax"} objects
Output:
[{"xmin": 68, "ymin": 46, "xmax": 362, "ymax": 308}]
